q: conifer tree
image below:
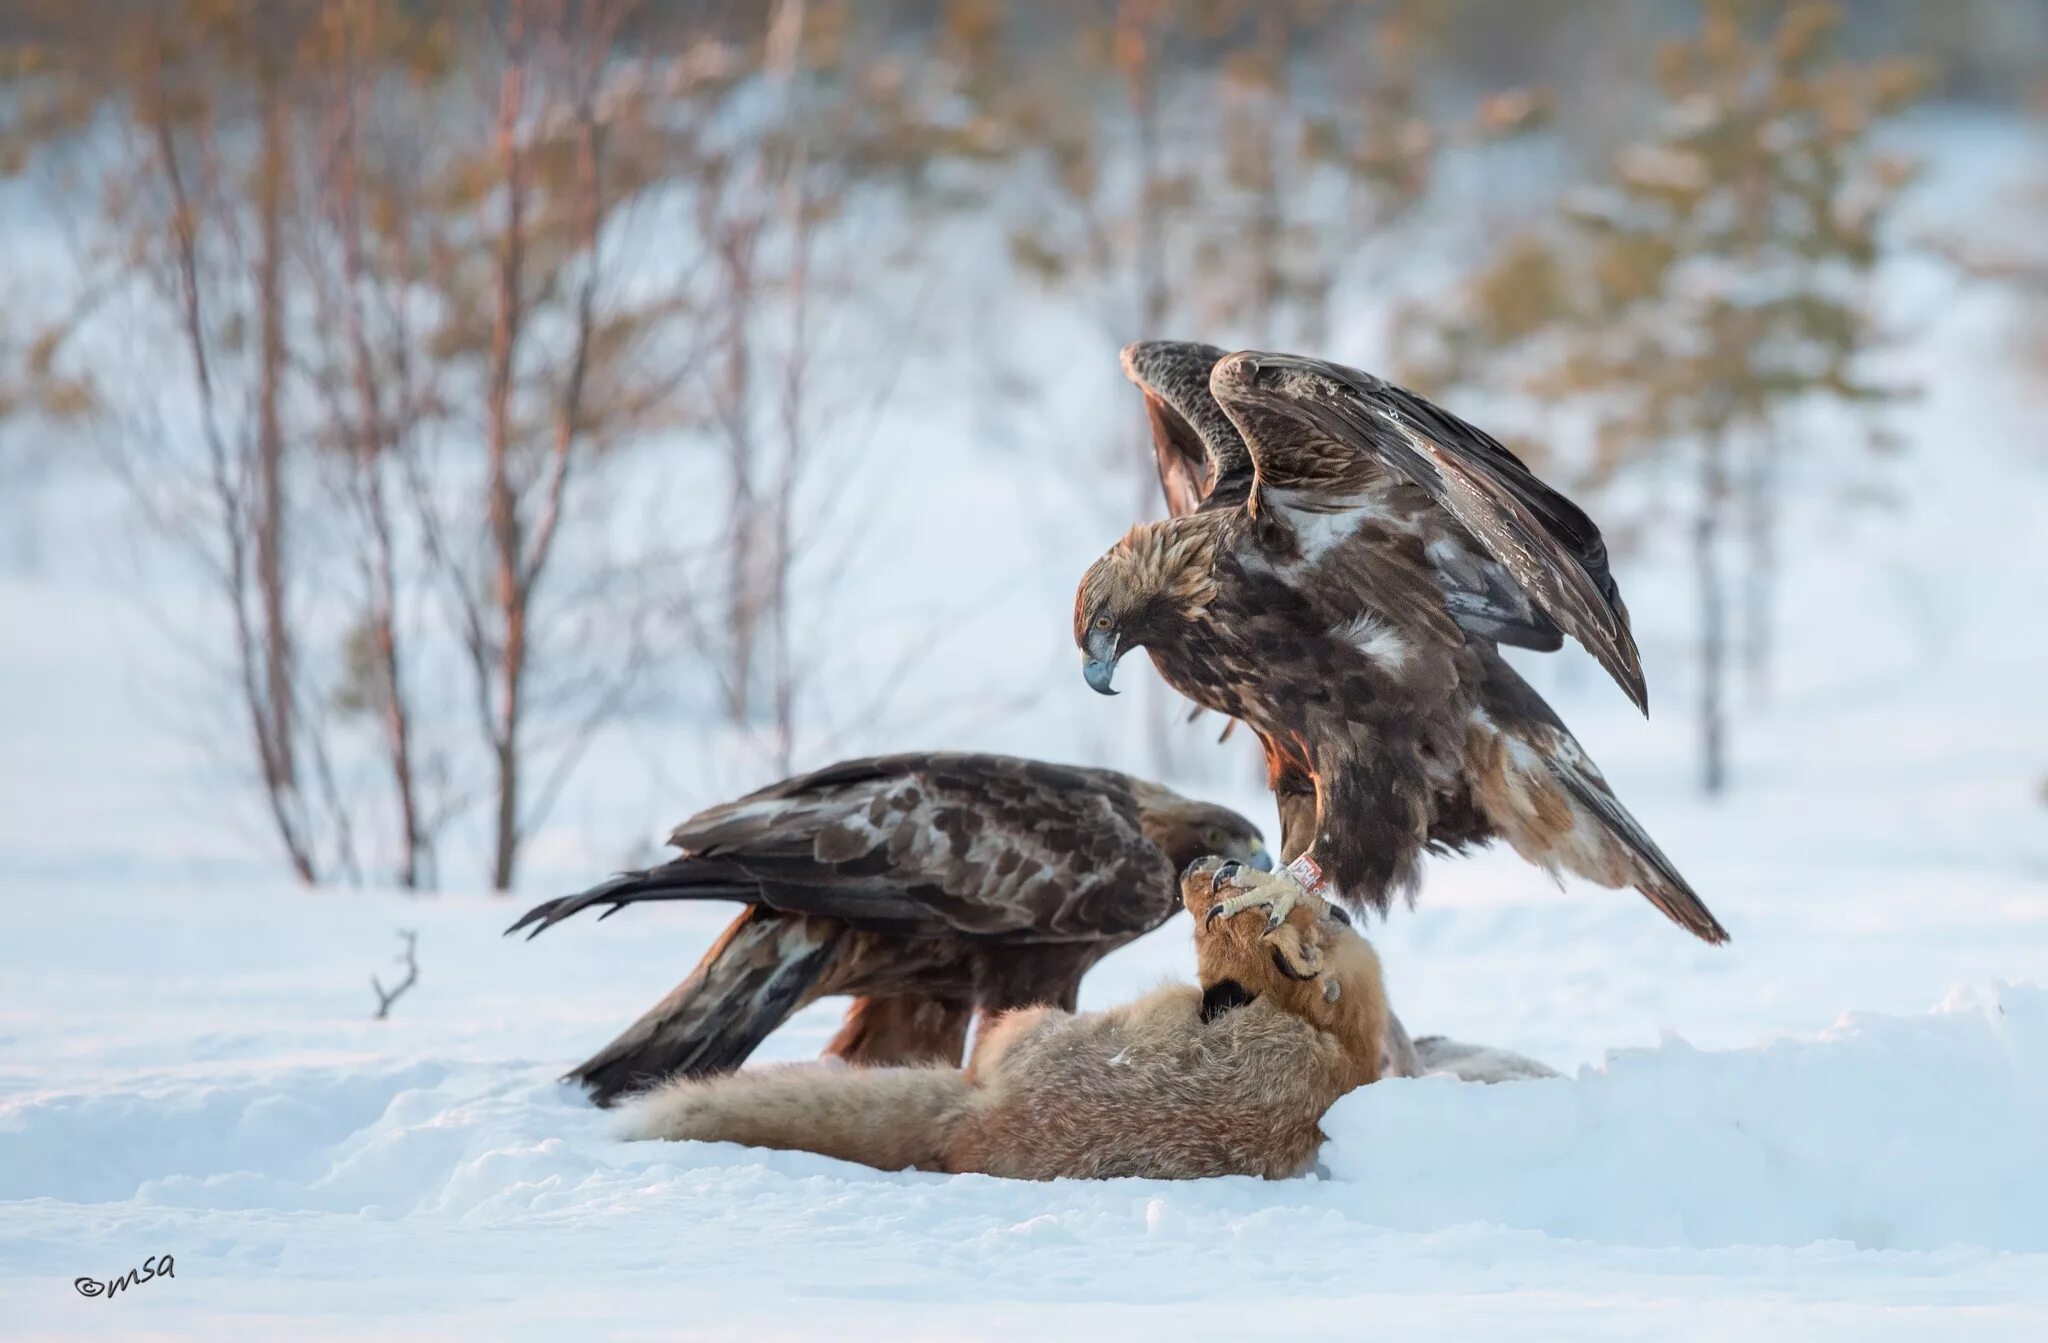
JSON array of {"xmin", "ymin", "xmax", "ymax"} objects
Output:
[{"xmin": 1412, "ymin": 0, "xmax": 1922, "ymax": 793}]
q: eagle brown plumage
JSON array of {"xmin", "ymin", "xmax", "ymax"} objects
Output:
[
  {"xmin": 1074, "ymin": 342, "xmax": 1726, "ymax": 944},
  {"xmin": 507, "ymin": 751, "xmax": 1270, "ymax": 1106}
]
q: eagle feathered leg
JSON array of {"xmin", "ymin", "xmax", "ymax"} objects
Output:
[{"xmin": 1202, "ymin": 863, "xmax": 1324, "ymax": 979}]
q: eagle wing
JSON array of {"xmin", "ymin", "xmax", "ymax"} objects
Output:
[
  {"xmin": 1121, "ymin": 340, "xmax": 1256, "ymax": 517},
  {"xmin": 1209, "ymin": 350, "xmax": 1647, "ymax": 712},
  {"xmin": 507, "ymin": 753, "xmax": 1175, "ymax": 944},
  {"xmin": 1122, "ymin": 340, "xmax": 1299, "ymax": 771}
]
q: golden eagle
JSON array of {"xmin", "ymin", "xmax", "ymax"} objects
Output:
[
  {"xmin": 1074, "ymin": 342, "xmax": 1725, "ymax": 943},
  {"xmin": 508, "ymin": 752, "xmax": 1269, "ymax": 1106}
]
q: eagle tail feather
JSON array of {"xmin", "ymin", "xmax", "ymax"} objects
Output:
[
  {"xmin": 568, "ymin": 907, "xmax": 840, "ymax": 1107},
  {"xmin": 1550, "ymin": 755, "xmax": 1729, "ymax": 945}
]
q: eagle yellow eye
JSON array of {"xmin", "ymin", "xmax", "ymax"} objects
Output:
[{"xmin": 1094, "ymin": 616, "xmax": 1112, "ymax": 630}]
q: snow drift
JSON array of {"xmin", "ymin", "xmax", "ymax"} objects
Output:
[{"xmin": 1325, "ymin": 982, "xmax": 2048, "ymax": 1252}]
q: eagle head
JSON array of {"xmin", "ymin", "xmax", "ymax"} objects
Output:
[
  {"xmin": 1074, "ymin": 521, "xmax": 1216, "ymax": 696},
  {"xmin": 1126, "ymin": 782, "xmax": 1272, "ymax": 881}
]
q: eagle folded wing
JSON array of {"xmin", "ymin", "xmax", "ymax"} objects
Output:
[
  {"xmin": 1210, "ymin": 350, "xmax": 1648, "ymax": 713},
  {"xmin": 508, "ymin": 754, "xmax": 1173, "ymax": 945}
]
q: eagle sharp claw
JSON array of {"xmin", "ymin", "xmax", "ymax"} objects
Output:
[{"xmin": 1205, "ymin": 882, "xmax": 1302, "ymax": 933}]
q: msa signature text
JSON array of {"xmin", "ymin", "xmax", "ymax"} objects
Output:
[{"xmin": 74, "ymin": 1255, "xmax": 175, "ymax": 1298}]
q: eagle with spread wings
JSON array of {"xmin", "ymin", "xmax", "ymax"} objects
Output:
[
  {"xmin": 509, "ymin": 752, "xmax": 1269, "ymax": 1106},
  {"xmin": 1074, "ymin": 342, "xmax": 1725, "ymax": 944}
]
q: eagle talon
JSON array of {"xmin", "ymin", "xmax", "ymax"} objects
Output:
[
  {"xmin": 1210, "ymin": 860, "xmax": 1243, "ymax": 893},
  {"xmin": 1205, "ymin": 878, "xmax": 1303, "ymax": 933}
]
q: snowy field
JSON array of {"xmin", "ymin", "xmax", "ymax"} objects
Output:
[{"xmin": 5, "ymin": 118, "xmax": 2048, "ymax": 1339}]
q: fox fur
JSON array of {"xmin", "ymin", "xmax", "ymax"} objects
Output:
[{"xmin": 622, "ymin": 857, "xmax": 1392, "ymax": 1180}]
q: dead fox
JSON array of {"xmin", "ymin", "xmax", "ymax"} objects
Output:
[{"xmin": 621, "ymin": 856, "xmax": 1392, "ymax": 1179}]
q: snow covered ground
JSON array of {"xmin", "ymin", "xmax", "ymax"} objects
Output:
[
  {"xmin": 3, "ymin": 876, "xmax": 2046, "ymax": 1340},
  {"xmin": 4, "ymin": 115, "xmax": 2048, "ymax": 1339}
]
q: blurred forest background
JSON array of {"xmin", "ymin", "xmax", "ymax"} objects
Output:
[{"xmin": 1, "ymin": 0, "xmax": 2043, "ymax": 894}]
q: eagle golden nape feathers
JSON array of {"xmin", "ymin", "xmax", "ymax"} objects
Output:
[{"xmin": 1073, "ymin": 518, "xmax": 1226, "ymax": 697}]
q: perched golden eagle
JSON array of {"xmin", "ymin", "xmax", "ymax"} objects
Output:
[
  {"xmin": 508, "ymin": 752, "xmax": 1269, "ymax": 1106},
  {"xmin": 1074, "ymin": 342, "xmax": 1725, "ymax": 944}
]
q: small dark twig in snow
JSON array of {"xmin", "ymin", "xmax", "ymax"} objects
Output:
[{"xmin": 371, "ymin": 929, "xmax": 419, "ymax": 1021}]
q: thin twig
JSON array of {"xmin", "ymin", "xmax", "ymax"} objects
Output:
[{"xmin": 370, "ymin": 929, "xmax": 420, "ymax": 1021}]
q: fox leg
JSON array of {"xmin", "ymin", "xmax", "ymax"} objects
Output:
[{"xmin": 1199, "ymin": 862, "xmax": 1332, "ymax": 979}]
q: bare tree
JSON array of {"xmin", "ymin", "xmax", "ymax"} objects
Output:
[
  {"xmin": 8, "ymin": 1, "xmax": 469, "ymax": 886},
  {"xmin": 301, "ymin": 0, "xmax": 448, "ymax": 888},
  {"xmin": 124, "ymin": 4, "xmax": 335, "ymax": 881},
  {"xmin": 656, "ymin": 0, "xmax": 977, "ymax": 772},
  {"xmin": 7, "ymin": 0, "xmax": 987, "ymax": 886},
  {"xmin": 301, "ymin": 0, "xmax": 703, "ymax": 891},
  {"xmin": 392, "ymin": 0, "xmax": 686, "ymax": 891}
]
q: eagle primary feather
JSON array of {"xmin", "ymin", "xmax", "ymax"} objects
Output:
[
  {"xmin": 1212, "ymin": 350, "xmax": 1645, "ymax": 711},
  {"xmin": 1121, "ymin": 339, "xmax": 1253, "ymax": 515},
  {"xmin": 1079, "ymin": 344, "xmax": 1725, "ymax": 945}
]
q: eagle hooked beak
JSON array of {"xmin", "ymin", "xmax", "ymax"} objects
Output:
[{"xmin": 1081, "ymin": 629, "xmax": 1122, "ymax": 696}]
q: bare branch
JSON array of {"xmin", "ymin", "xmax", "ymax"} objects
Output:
[
  {"xmin": 370, "ymin": 929, "xmax": 420, "ymax": 1021},
  {"xmin": 520, "ymin": 73, "xmax": 603, "ymax": 595}
]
